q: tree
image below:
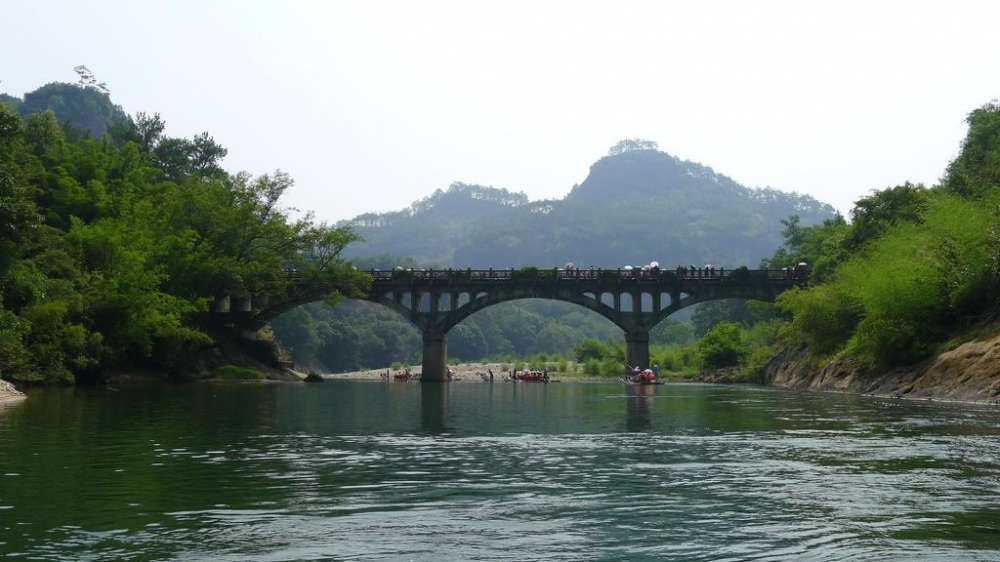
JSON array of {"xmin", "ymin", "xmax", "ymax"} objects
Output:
[
  {"xmin": 0, "ymin": 105, "xmax": 41, "ymax": 263},
  {"xmin": 24, "ymin": 110, "xmax": 65, "ymax": 157},
  {"xmin": 74, "ymin": 65, "xmax": 109, "ymax": 94},
  {"xmin": 846, "ymin": 183, "xmax": 928, "ymax": 251},
  {"xmin": 943, "ymin": 101, "xmax": 1000, "ymax": 198},
  {"xmin": 19, "ymin": 81, "xmax": 123, "ymax": 137},
  {"xmin": 190, "ymin": 132, "xmax": 228, "ymax": 176},
  {"xmin": 607, "ymin": 138, "xmax": 659, "ymax": 156},
  {"xmin": 696, "ymin": 321, "xmax": 749, "ymax": 369},
  {"xmin": 574, "ymin": 338, "xmax": 609, "ymax": 362}
]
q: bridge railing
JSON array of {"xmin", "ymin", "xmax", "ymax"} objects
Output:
[{"xmin": 367, "ymin": 266, "xmax": 808, "ymax": 283}]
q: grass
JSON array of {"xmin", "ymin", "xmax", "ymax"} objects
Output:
[{"xmin": 211, "ymin": 365, "xmax": 265, "ymax": 381}]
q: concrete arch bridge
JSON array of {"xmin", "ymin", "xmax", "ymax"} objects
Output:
[{"xmin": 328, "ymin": 266, "xmax": 807, "ymax": 381}]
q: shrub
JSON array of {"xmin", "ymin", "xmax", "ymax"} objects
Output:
[
  {"xmin": 697, "ymin": 322, "xmax": 749, "ymax": 369},
  {"xmin": 212, "ymin": 365, "xmax": 264, "ymax": 380}
]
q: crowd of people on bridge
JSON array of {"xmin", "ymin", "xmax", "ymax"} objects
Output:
[{"xmin": 365, "ymin": 262, "xmax": 809, "ymax": 282}]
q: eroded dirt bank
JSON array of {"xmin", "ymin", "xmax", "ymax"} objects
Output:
[{"xmin": 766, "ymin": 334, "xmax": 1000, "ymax": 404}]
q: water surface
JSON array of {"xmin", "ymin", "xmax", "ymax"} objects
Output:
[{"xmin": 1, "ymin": 381, "xmax": 999, "ymax": 561}]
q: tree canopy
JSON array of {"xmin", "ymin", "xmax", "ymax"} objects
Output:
[{"xmin": 0, "ymin": 84, "xmax": 367, "ymax": 383}]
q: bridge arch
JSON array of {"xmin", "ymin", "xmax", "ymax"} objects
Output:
[
  {"xmin": 359, "ymin": 267, "xmax": 805, "ymax": 380},
  {"xmin": 243, "ymin": 267, "xmax": 806, "ymax": 381}
]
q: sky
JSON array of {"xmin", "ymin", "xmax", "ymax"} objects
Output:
[{"xmin": 4, "ymin": 0, "xmax": 999, "ymax": 224}]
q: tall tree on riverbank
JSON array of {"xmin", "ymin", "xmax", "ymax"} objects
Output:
[{"xmin": 0, "ymin": 82, "xmax": 368, "ymax": 383}]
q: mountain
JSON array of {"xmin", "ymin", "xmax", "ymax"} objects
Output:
[
  {"xmin": 341, "ymin": 144, "xmax": 836, "ymax": 270},
  {"xmin": 342, "ymin": 182, "xmax": 529, "ymax": 266},
  {"xmin": 2, "ymin": 81, "xmax": 124, "ymax": 138}
]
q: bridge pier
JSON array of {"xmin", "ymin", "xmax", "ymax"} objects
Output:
[
  {"xmin": 421, "ymin": 329, "xmax": 449, "ymax": 382},
  {"xmin": 626, "ymin": 329, "xmax": 650, "ymax": 370}
]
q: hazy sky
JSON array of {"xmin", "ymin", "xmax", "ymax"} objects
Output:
[{"xmin": 4, "ymin": 0, "xmax": 999, "ymax": 224}]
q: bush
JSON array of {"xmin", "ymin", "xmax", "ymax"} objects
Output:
[
  {"xmin": 211, "ymin": 365, "xmax": 265, "ymax": 380},
  {"xmin": 598, "ymin": 357, "xmax": 623, "ymax": 377},
  {"xmin": 574, "ymin": 339, "xmax": 608, "ymax": 362},
  {"xmin": 697, "ymin": 322, "xmax": 749, "ymax": 369},
  {"xmin": 777, "ymin": 285, "xmax": 863, "ymax": 356}
]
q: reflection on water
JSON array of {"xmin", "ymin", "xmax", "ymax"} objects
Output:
[
  {"xmin": 2, "ymin": 381, "xmax": 1000, "ymax": 561},
  {"xmin": 624, "ymin": 384, "xmax": 656, "ymax": 432},
  {"xmin": 420, "ymin": 382, "xmax": 449, "ymax": 434}
]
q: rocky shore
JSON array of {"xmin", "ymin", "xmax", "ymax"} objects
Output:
[
  {"xmin": 324, "ymin": 362, "xmax": 545, "ymax": 381},
  {"xmin": 766, "ymin": 333, "xmax": 1000, "ymax": 404},
  {"xmin": 8, "ymin": 333, "xmax": 1000, "ymax": 406},
  {"xmin": 0, "ymin": 379, "xmax": 26, "ymax": 402}
]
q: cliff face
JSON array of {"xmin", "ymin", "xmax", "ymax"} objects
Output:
[{"xmin": 766, "ymin": 335, "xmax": 1000, "ymax": 404}]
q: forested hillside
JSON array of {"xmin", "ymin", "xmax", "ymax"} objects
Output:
[
  {"xmin": 342, "ymin": 139, "xmax": 835, "ymax": 269},
  {"xmin": 0, "ymin": 79, "xmax": 367, "ymax": 384},
  {"xmin": 771, "ymin": 101, "xmax": 1000, "ymax": 372}
]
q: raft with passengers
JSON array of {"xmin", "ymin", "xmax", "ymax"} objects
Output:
[
  {"xmin": 621, "ymin": 364, "xmax": 663, "ymax": 386},
  {"xmin": 503, "ymin": 368, "xmax": 556, "ymax": 383}
]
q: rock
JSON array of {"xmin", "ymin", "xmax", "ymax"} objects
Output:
[
  {"xmin": 765, "ymin": 334, "xmax": 1000, "ymax": 403},
  {"xmin": 0, "ymin": 378, "xmax": 26, "ymax": 402}
]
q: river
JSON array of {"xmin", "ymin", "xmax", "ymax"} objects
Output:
[{"xmin": 1, "ymin": 380, "xmax": 999, "ymax": 561}]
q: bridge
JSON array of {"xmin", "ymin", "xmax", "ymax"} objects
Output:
[{"xmin": 357, "ymin": 265, "xmax": 806, "ymax": 381}]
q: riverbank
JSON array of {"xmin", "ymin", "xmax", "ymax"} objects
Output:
[
  {"xmin": 0, "ymin": 379, "xmax": 27, "ymax": 402},
  {"xmin": 766, "ymin": 332, "xmax": 1000, "ymax": 405},
  {"xmin": 323, "ymin": 362, "xmax": 613, "ymax": 383}
]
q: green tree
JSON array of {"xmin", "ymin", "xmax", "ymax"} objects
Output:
[
  {"xmin": 19, "ymin": 81, "xmax": 123, "ymax": 137},
  {"xmin": 574, "ymin": 338, "xmax": 609, "ymax": 362},
  {"xmin": 846, "ymin": 182, "xmax": 929, "ymax": 251},
  {"xmin": 696, "ymin": 321, "xmax": 749, "ymax": 369},
  {"xmin": 943, "ymin": 101, "xmax": 1000, "ymax": 198}
]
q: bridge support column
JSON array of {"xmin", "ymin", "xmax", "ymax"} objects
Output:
[
  {"xmin": 421, "ymin": 329, "xmax": 449, "ymax": 382},
  {"xmin": 626, "ymin": 329, "xmax": 650, "ymax": 370}
]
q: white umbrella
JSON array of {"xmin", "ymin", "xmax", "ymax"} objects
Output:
[
  {"xmin": 623, "ymin": 265, "xmax": 634, "ymax": 270},
  {"xmin": 650, "ymin": 261, "xmax": 659, "ymax": 267}
]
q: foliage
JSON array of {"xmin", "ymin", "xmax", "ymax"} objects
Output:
[
  {"xmin": 943, "ymin": 101, "xmax": 1000, "ymax": 198},
  {"xmin": 770, "ymin": 112, "xmax": 1000, "ymax": 369},
  {"xmin": 696, "ymin": 322, "xmax": 749, "ymax": 369},
  {"xmin": 16, "ymin": 80, "xmax": 124, "ymax": 137},
  {"xmin": 344, "ymin": 148, "xmax": 835, "ymax": 270},
  {"xmin": 0, "ymin": 80, "xmax": 366, "ymax": 383},
  {"xmin": 846, "ymin": 182, "xmax": 929, "ymax": 251},
  {"xmin": 211, "ymin": 365, "xmax": 265, "ymax": 380},
  {"xmin": 775, "ymin": 285, "xmax": 863, "ymax": 356},
  {"xmin": 607, "ymin": 138, "xmax": 658, "ymax": 156}
]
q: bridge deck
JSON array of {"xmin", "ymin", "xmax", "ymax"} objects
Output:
[{"xmin": 368, "ymin": 267, "xmax": 805, "ymax": 283}]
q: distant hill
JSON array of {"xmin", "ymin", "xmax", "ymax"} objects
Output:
[
  {"xmin": 2, "ymin": 80, "xmax": 124, "ymax": 138},
  {"xmin": 341, "ymin": 143, "xmax": 836, "ymax": 269}
]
